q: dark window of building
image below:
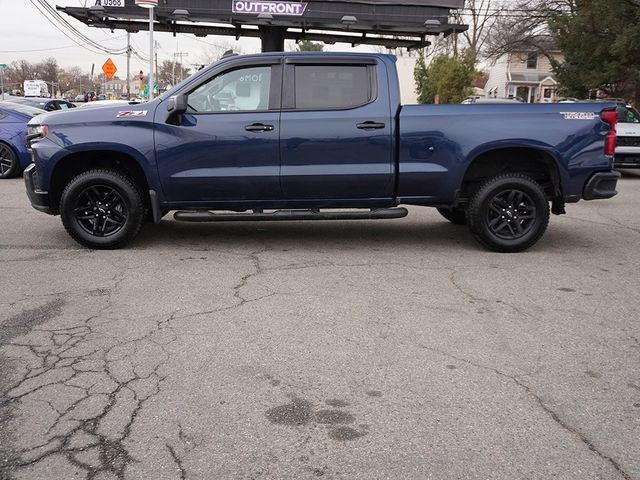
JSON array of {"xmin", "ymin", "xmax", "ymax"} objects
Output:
[{"xmin": 526, "ymin": 52, "xmax": 538, "ymax": 69}]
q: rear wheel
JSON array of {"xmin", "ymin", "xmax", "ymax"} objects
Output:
[
  {"xmin": 60, "ymin": 169, "xmax": 144, "ymax": 249},
  {"xmin": 466, "ymin": 173, "xmax": 549, "ymax": 252},
  {"xmin": 437, "ymin": 207, "xmax": 467, "ymax": 225},
  {"xmin": 0, "ymin": 144, "xmax": 19, "ymax": 179}
]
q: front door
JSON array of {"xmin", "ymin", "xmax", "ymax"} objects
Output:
[{"xmin": 155, "ymin": 63, "xmax": 281, "ymax": 203}]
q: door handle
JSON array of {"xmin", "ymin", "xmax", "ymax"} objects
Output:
[
  {"xmin": 356, "ymin": 121, "xmax": 386, "ymax": 130},
  {"xmin": 245, "ymin": 123, "xmax": 274, "ymax": 132}
]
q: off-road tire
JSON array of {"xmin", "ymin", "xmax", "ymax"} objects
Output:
[
  {"xmin": 466, "ymin": 173, "xmax": 550, "ymax": 252},
  {"xmin": 60, "ymin": 169, "xmax": 144, "ymax": 249}
]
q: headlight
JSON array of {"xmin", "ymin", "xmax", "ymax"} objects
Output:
[{"xmin": 26, "ymin": 125, "xmax": 48, "ymax": 141}]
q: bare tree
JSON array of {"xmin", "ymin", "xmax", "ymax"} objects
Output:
[
  {"xmin": 483, "ymin": 0, "xmax": 573, "ymax": 60},
  {"xmin": 453, "ymin": 0, "xmax": 507, "ymax": 59}
]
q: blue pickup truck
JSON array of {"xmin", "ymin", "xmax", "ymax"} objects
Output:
[{"xmin": 24, "ymin": 52, "xmax": 620, "ymax": 252}]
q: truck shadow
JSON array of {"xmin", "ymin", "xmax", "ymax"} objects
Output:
[
  {"xmin": 133, "ymin": 216, "xmax": 585, "ymax": 253},
  {"xmin": 137, "ymin": 218, "xmax": 477, "ymax": 251}
]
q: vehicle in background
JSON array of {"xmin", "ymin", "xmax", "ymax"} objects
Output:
[
  {"xmin": 0, "ymin": 101, "xmax": 45, "ymax": 178},
  {"xmin": 74, "ymin": 94, "xmax": 85, "ymax": 103},
  {"xmin": 461, "ymin": 96, "xmax": 523, "ymax": 104},
  {"xmin": 24, "ymin": 52, "xmax": 620, "ymax": 251},
  {"xmin": 614, "ymin": 103, "xmax": 640, "ymax": 169},
  {"xmin": 23, "ymin": 80, "xmax": 50, "ymax": 98},
  {"xmin": 6, "ymin": 96, "xmax": 76, "ymax": 112},
  {"xmin": 79, "ymin": 100, "xmax": 138, "ymax": 109}
]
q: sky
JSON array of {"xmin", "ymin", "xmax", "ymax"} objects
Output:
[{"xmin": 0, "ymin": 0, "xmax": 376, "ymax": 80}]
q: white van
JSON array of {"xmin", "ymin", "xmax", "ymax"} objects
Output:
[
  {"xmin": 615, "ymin": 103, "xmax": 640, "ymax": 169},
  {"xmin": 23, "ymin": 80, "xmax": 50, "ymax": 98}
]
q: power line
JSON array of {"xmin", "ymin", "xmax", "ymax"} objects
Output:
[{"xmin": 0, "ymin": 35, "xmax": 128, "ymax": 54}]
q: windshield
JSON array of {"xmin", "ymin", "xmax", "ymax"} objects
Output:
[
  {"xmin": 617, "ymin": 105, "xmax": 640, "ymax": 123},
  {"xmin": 0, "ymin": 101, "xmax": 45, "ymax": 117},
  {"xmin": 158, "ymin": 62, "xmax": 217, "ymax": 101}
]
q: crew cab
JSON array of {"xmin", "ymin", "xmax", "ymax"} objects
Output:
[{"xmin": 24, "ymin": 52, "xmax": 620, "ymax": 252}]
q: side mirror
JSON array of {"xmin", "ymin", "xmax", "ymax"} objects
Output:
[{"xmin": 167, "ymin": 93, "xmax": 188, "ymax": 114}]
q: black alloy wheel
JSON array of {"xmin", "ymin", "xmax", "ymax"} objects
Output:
[
  {"xmin": 466, "ymin": 173, "xmax": 550, "ymax": 252},
  {"xmin": 0, "ymin": 143, "xmax": 18, "ymax": 179},
  {"xmin": 60, "ymin": 169, "xmax": 145, "ymax": 249},
  {"xmin": 485, "ymin": 189, "xmax": 536, "ymax": 240},
  {"xmin": 73, "ymin": 185, "xmax": 128, "ymax": 237}
]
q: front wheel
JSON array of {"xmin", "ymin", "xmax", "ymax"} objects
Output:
[
  {"xmin": 60, "ymin": 169, "xmax": 145, "ymax": 249},
  {"xmin": 466, "ymin": 174, "xmax": 550, "ymax": 252}
]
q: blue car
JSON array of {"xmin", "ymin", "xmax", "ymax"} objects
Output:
[
  {"xmin": 0, "ymin": 101, "xmax": 45, "ymax": 178},
  {"xmin": 7, "ymin": 96, "xmax": 77, "ymax": 112}
]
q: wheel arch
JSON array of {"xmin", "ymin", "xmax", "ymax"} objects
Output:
[
  {"xmin": 49, "ymin": 149, "xmax": 150, "ymax": 214},
  {"xmin": 460, "ymin": 146, "xmax": 563, "ymax": 204}
]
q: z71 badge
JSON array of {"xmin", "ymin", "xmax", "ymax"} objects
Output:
[
  {"xmin": 560, "ymin": 111, "xmax": 596, "ymax": 120},
  {"xmin": 116, "ymin": 110, "xmax": 148, "ymax": 118}
]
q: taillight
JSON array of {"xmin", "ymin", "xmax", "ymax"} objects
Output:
[{"xmin": 601, "ymin": 108, "xmax": 617, "ymax": 156}]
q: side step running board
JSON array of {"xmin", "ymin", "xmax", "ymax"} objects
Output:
[{"xmin": 173, "ymin": 207, "xmax": 408, "ymax": 223}]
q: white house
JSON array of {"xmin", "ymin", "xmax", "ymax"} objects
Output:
[{"xmin": 484, "ymin": 38, "xmax": 564, "ymax": 103}]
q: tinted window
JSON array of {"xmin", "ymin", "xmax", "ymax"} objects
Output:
[
  {"xmin": 188, "ymin": 66, "xmax": 271, "ymax": 113},
  {"xmin": 294, "ymin": 65, "xmax": 371, "ymax": 110}
]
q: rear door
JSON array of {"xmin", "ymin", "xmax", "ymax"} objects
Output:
[{"xmin": 279, "ymin": 57, "xmax": 394, "ymax": 201}]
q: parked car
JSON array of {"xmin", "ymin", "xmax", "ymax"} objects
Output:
[
  {"xmin": 462, "ymin": 96, "xmax": 523, "ymax": 104},
  {"xmin": 79, "ymin": 100, "xmax": 135, "ymax": 109},
  {"xmin": 24, "ymin": 52, "xmax": 620, "ymax": 251},
  {"xmin": 613, "ymin": 103, "xmax": 640, "ymax": 168},
  {"xmin": 0, "ymin": 102, "xmax": 45, "ymax": 178},
  {"xmin": 6, "ymin": 96, "xmax": 76, "ymax": 112},
  {"xmin": 74, "ymin": 94, "xmax": 85, "ymax": 103}
]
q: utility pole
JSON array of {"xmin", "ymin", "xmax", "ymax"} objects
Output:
[
  {"xmin": 155, "ymin": 40, "xmax": 160, "ymax": 92},
  {"xmin": 173, "ymin": 51, "xmax": 189, "ymax": 82},
  {"xmin": 126, "ymin": 31, "xmax": 131, "ymax": 99}
]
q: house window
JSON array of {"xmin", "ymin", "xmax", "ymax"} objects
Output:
[{"xmin": 526, "ymin": 53, "xmax": 538, "ymax": 69}]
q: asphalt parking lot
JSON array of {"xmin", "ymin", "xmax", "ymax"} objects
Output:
[{"xmin": 1, "ymin": 172, "xmax": 639, "ymax": 480}]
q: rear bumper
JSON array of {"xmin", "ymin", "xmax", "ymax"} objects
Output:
[
  {"xmin": 583, "ymin": 170, "xmax": 621, "ymax": 200},
  {"xmin": 23, "ymin": 163, "xmax": 53, "ymax": 214}
]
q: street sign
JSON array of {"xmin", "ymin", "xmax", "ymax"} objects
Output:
[
  {"xmin": 95, "ymin": 0, "xmax": 126, "ymax": 6},
  {"xmin": 102, "ymin": 58, "xmax": 117, "ymax": 80}
]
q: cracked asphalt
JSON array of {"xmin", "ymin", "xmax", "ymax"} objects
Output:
[{"xmin": 1, "ymin": 172, "xmax": 639, "ymax": 480}]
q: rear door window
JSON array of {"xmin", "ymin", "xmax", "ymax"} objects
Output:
[{"xmin": 294, "ymin": 65, "xmax": 372, "ymax": 110}]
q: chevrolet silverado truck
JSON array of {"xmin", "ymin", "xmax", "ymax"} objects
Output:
[{"xmin": 24, "ymin": 52, "xmax": 620, "ymax": 252}]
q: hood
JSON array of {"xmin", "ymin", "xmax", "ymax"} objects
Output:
[{"xmin": 27, "ymin": 100, "xmax": 160, "ymax": 127}]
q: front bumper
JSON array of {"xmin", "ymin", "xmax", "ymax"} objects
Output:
[
  {"xmin": 583, "ymin": 170, "xmax": 621, "ymax": 200},
  {"xmin": 23, "ymin": 164, "xmax": 52, "ymax": 214}
]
